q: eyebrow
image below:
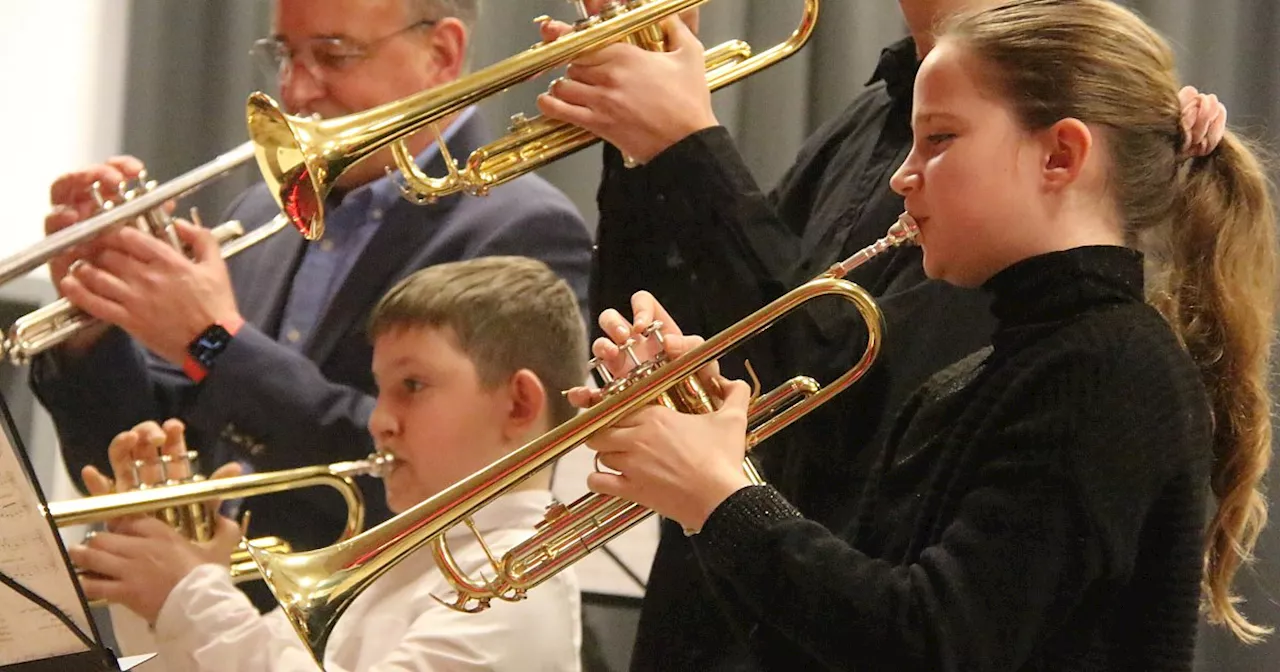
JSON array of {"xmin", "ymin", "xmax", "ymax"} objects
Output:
[
  {"xmin": 271, "ymin": 31, "xmax": 354, "ymax": 42},
  {"xmin": 389, "ymin": 355, "xmax": 434, "ymax": 369},
  {"xmin": 914, "ymin": 111, "xmax": 965, "ymax": 125}
]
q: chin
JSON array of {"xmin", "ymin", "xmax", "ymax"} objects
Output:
[
  {"xmin": 385, "ymin": 494, "xmax": 408, "ymax": 515},
  {"xmin": 920, "ymin": 250, "xmax": 945, "ymax": 281}
]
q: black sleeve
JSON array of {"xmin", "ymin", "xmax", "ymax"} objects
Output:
[
  {"xmin": 690, "ymin": 347, "xmax": 1199, "ymax": 670},
  {"xmin": 30, "ymin": 327, "xmax": 191, "ymax": 492},
  {"xmin": 592, "ymin": 127, "xmax": 815, "ymax": 385}
]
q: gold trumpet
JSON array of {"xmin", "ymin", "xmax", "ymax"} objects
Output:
[
  {"xmin": 48, "ymin": 455, "xmax": 390, "ymax": 584},
  {"xmin": 247, "ymin": 215, "xmax": 918, "ymax": 663},
  {"xmin": 247, "ymin": 0, "xmax": 820, "ymax": 239}
]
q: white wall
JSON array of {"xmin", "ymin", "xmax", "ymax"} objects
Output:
[
  {"xmin": 0, "ymin": 2, "xmax": 130, "ymax": 537},
  {"xmin": 0, "ymin": 2, "xmax": 130, "ymax": 261}
]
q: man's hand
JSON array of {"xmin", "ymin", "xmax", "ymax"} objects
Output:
[
  {"xmin": 59, "ymin": 220, "xmax": 243, "ymax": 366},
  {"xmin": 45, "ymin": 157, "xmax": 150, "ymax": 355}
]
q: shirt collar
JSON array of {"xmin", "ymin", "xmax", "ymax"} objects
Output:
[{"xmin": 865, "ymin": 37, "xmax": 920, "ymax": 105}]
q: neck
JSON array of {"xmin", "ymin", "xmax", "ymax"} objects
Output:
[
  {"xmin": 1014, "ymin": 207, "xmax": 1127, "ymax": 269},
  {"xmin": 498, "ymin": 423, "xmax": 555, "ymax": 494}
]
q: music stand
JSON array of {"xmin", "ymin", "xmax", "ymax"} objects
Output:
[{"xmin": 0, "ymin": 392, "xmax": 151, "ymax": 671}]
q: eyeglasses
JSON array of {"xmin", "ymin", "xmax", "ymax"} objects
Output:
[{"xmin": 250, "ymin": 19, "xmax": 437, "ymax": 84}]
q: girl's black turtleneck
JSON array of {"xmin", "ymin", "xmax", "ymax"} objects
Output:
[{"xmin": 693, "ymin": 246, "xmax": 1213, "ymax": 671}]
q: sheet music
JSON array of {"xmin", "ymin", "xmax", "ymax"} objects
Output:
[{"xmin": 0, "ymin": 431, "xmax": 93, "ymax": 665}]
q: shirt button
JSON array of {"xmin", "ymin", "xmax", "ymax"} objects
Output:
[
  {"xmin": 370, "ymin": 208, "xmax": 384, "ymax": 221},
  {"xmin": 286, "ymin": 328, "xmax": 302, "ymax": 343},
  {"xmin": 320, "ymin": 239, "xmax": 335, "ymax": 252}
]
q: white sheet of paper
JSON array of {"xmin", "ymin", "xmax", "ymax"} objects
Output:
[
  {"xmin": 118, "ymin": 652, "xmax": 158, "ymax": 670},
  {"xmin": 0, "ymin": 430, "xmax": 94, "ymax": 665}
]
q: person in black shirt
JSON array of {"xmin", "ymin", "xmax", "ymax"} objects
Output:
[
  {"xmin": 538, "ymin": 2, "xmax": 1003, "ymax": 668},
  {"xmin": 569, "ymin": 0, "xmax": 1276, "ymax": 669}
]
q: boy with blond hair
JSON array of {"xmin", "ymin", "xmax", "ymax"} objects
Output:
[{"xmin": 72, "ymin": 256, "xmax": 588, "ymax": 671}]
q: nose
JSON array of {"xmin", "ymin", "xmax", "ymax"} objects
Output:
[
  {"xmin": 890, "ymin": 150, "xmax": 921, "ymax": 197},
  {"xmin": 280, "ymin": 57, "xmax": 325, "ymax": 113},
  {"xmin": 367, "ymin": 397, "xmax": 398, "ymax": 442}
]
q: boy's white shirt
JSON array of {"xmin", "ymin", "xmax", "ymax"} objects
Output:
[{"xmin": 150, "ymin": 489, "xmax": 581, "ymax": 671}]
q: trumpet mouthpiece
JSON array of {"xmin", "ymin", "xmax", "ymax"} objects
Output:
[
  {"xmin": 826, "ymin": 213, "xmax": 922, "ymax": 279},
  {"xmin": 887, "ymin": 213, "xmax": 921, "ymax": 245}
]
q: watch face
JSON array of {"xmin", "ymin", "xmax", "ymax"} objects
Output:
[{"xmin": 189, "ymin": 324, "xmax": 233, "ymax": 366}]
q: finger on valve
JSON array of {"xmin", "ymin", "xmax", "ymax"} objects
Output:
[
  {"xmin": 105, "ymin": 425, "xmax": 152, "ymax": 490},
  {"xmin": 130, "ymin": 422, "xmax": 168, "ymax": 487},
  {"xmin": 538, "ymin": 17, "xmax": 575, "ymax": 44}
]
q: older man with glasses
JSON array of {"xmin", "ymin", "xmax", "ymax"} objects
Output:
[{"xmin": 33, "ymin": 0, "xmax": 590, "ymax": 617}]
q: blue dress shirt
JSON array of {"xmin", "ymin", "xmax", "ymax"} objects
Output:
[{"xmin": 277, "ymin": 106, "xmax": 478, "ymax": 352}]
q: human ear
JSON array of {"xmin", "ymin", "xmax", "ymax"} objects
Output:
[
  {"xmin": 423, "ymin": 18, "xmax": 468, "ymax": 84},
  {"xmin": 502, "ymin": 369, "xmax": 548, "ymax": 442},
  {"xmin": 1041, "ymin": 118, "xmax": 1092, "ymax": 190}
]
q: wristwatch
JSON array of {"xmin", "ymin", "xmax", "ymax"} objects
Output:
[{"xmin": 183, "ymin": 317, "xmax": 245, "ymax": 383}]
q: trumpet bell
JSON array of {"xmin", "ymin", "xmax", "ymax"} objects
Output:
[
  {"xmin": 246, "ymin": 0, "xmax": 817, "ymax": 237},
  {"xmin": 246, "ymin": 95, "xmax": 329, "ymax": 241}
]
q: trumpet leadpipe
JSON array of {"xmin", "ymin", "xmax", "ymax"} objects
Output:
[
  {"xmin": 46, "ymin": 456, "xmax": 387, "ymax": 538},
  {"xmin": 0, "ymin": 142, "xmax": 256, "ymax": 287}
]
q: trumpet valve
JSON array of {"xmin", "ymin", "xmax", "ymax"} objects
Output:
[
  {"xmin": 536, "ymin": 501, "xmax": 571, "ymax": 530},
  {"xmin": 89, "ymin": 182, "xmax": 112, "ymax": 210},
  {"xmin": 507, "ymin": 112, "xmax": 532, "ymax": 134},
  {"xmin": 619, "ymin": 338, "xmax": 642, "ymax": 367},
  {"xmin": 588, "ymin": 356, "xmax": 615, "ymax": 385}
]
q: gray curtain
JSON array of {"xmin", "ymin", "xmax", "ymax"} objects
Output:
[
  {"xmin": 119, "ymin": 1, "xmax": 1278, "ymax": 669},
  {"xmin": 122, "ymin": 0, "xmax": 272, "ymax": 221}
]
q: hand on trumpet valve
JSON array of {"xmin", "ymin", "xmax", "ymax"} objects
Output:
[
  {"xmin": 539, "ymin": 1, "xmax": 699, "ymax": 37},
  {"xmin": 565, "ymin": 290, "xmax": 721, "ymax": 407},
  {"xmin": 81, "ymin": 418, "xmax": 243, "ymax": 524},
  {"xmin": 536, "ymin": 7, "xmax": 715, "ymax": 166},
  {"xmin": 70, "ymin": 418, "xmax": 245, "ymax": 622},
  {"xmin": 47, "ymin": 156, "xmax": 147, "ymax": 353},
  {"xmin": 565, "ymin": 290, "xmax": 751, "ymax": 533},
  {"xmin": 57, "ymin": 217, "xmax": 242, "ymax": 366}
]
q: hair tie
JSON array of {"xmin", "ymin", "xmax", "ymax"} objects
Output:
[{"xmin": 1178, "ymin": 85, "xmax": 1228, "ymax": 159}]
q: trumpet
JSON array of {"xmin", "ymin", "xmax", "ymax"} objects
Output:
[
  {"xmin": 48, "ymin": 454, "xmax": 390, "ymax": 584},
  {"xmin": 246, "ymin": 215, "xmax": 919, "ymax": 663},
  {"xmin": 0, "ymin": 142, "xmax": 298, "ymax": 365},
  {"xmin": 246, "ymin": 0, "xmax": 820, "ymax": 239},
  {"xmin": 0, "ymin": 142, "xmax": 258, "ymax": 288},
  {"xmin": 3, "ymin": 215, "xmax": 291, "ymax": 365}
]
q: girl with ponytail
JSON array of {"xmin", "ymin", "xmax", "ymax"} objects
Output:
[{"xmin": 569, "ymin": 0, "xmax": 1277, "ymax": 668}]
